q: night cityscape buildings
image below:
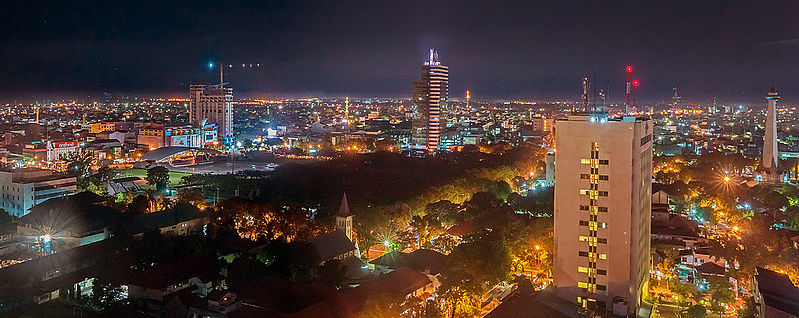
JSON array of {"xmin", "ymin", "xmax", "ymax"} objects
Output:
[
  {"xmin": 412, "ymin": 49, "xmax": 448, "ymax": 152},
  {"xmin": 2, "ymin": 1, "xmax": 799, "ymax": 318},
  {"xmin": 190, "ymin": 84, "xmax": 234, "ymax": 138},
  {"xmin": 553, "ymin": 114, "xmax": 653, "ymax": 317}
]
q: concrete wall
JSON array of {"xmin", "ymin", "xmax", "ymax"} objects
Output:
[{"xmin": 553, "ymin": 115, "xmax": 652, "ymax": 316}]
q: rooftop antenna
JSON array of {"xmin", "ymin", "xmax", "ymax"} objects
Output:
[
  {"xmin": 345, "ymin": 97, "xmax": 350, "ymax": 124},
  {"xmin": 625, "ymin": 66, "xmax": 632, "ymax": 114},
  {"xmin": 592, "ymin": 69, "xmax": 598, "ymax": 112},
  {"xmin": 582, "ymin": 74, "xmax": 590, "ymax": 112},
  {"xmin": 208, "ymin": 61, "xmax": 261, "ymax": 86}
]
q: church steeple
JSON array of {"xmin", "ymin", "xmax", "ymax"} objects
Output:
[
  {"xmin": 336, "ymin": 193, "xmax": 353, "ymax": 241},
  {"xmin": 338, "ymin": 193, "xmax": 351, "ymax": 217}
]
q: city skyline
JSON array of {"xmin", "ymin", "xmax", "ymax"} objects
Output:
[
  {"xmin": 1, "ymin": 2, "xmax": 799, "ymax": 317},
  {"xmin": 3, "ymin": 1, "xmax": 799, "ymax": 104}
]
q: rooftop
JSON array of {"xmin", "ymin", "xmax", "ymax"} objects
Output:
[
  {"xmin": 370, "ymin": 249, "xmax": 448, "ymax": 275},
  {"xmin": 308, "ymin": 230, "xmax": 356, "ymax": 261},
  {"xmin": 121, "ymin": 204, "xmax": 206, "ymax": 235},
  {"xmin": 20, "ymin": 192, "xmax": 121, "ymax": 235},
  {"xmin": 755, "ymin": 267, "xmax": 799, "ymax": 315},
  {"xmin": 344, "ymin": 267, "xmax": 431, "ymax": 311},
  {"xmin": 128, "ymin": 254, "xmax": 219, "ymax": 290}
]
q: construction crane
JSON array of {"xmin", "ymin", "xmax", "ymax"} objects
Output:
[{"xmin": 207, "ymin": 62, "xmax": 261, "ymax": 85}]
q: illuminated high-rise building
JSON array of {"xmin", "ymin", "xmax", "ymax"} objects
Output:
[
  {"xmin": 411, "ymin": 49, "xmax": 448, "ymax": 152},
  {"xmin": 553, "ymin": 114, "xmax": 652, "ymax": 317},
  {"xmin": 190, "ymin": 84, "xmax": 233, "ymax": 138},
  {"xmin": 671, "ymin": 87, "xmax": 681, "ymax": 108},
  {"xmin": 763, "ymin": 86, "xmax": 780, "ymax": 182}
]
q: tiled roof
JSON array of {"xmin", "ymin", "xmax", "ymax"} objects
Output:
[
  {"xmin": 309, "ymin": 230, "xmax": 356, "ymax": 261},
  {"xmin": 370, "ymin": 249, "xmax": 448, "ymax": 275},
  {"xmin": 755, "ymin": 267, "xmax": 799, "ymax": 315}
]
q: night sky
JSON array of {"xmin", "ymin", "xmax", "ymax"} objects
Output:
[{"xmin": 2, "ymin": 1, "xmax": 799, "ymax": 104}]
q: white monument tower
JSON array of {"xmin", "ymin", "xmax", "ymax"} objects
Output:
[{"xmin": 764, "ymin": 86, "xmax": 780, "ymax": 182}]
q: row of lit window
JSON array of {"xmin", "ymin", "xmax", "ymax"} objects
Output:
[
  {"xmin": 579, "ymin": 189, "xmax": 608, "ymax": 197},
  {"xmin": 577, "ymin": 266, "xmax": 607, "ymax": 275},
  {"xmin": 578, "ymin": 236, "xmax": 607, "ymax": 244},
  {"xmin": 579, "ymin": 205, "xmax": 608, "ymax": 212},
  {"xmin": 578, "ymin": 220, "xmax": 607, "ymax": 229},
  {"xmin": 578, "ymin": 251, "xmax": 607, "ymax": 259},
  {"xmin": 579, "ymin": 174, "xmax": 609, "ymax": 181},
  {"xmin": 577, "ymin": 282, "xmax": 607, "ymax": 291},
  {"xmin": 580, "ymin": 158, "xmax": 609, "ymax": 165}
]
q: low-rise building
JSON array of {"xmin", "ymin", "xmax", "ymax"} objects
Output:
[
  {"xmin": 45, "ymin": 141, "xmax": 80, "ymax": 162},
  {"xmin": 0, "ymin": 168, "xmax": 77, "ymax": 217},
  {"xmin": 752, "ymin": 267, "xmax": 799, "ymax": 318},
  {"xmin": 122, "ymin": 204, "xmax": 209, "ymax": 238},
  {"xmin": 106, "ymin": 176, "xmax": 144, "ymax": 196},
  {"xmin": 138, "ymin": 123, "xmax": 218, "ymax": 150},
  {"xmin": 17, "ymin": 192, "xmax": 118, "ymax": 251},
  {"xmin": 127, "ymin": 254, "xmax": 220, "ymax": 302}
]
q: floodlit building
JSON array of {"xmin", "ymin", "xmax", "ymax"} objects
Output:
[
  {"xmin": 137, "ymin": 122, "xmax": 219, "ymax": 150},
  {"xmin": 46, "ymin": 140, "xmax": 80, "ymax": 162},
  {"xmin": 190, "ymin": 84, "xmax": 233, "ymax": 138},
  {"xmin": 553, "ymin": 114, "xmax": 652, "ymax": 317},
  {"xmin": 411, "ymin": 49, "xmax": 448, "ymax": 153},
  {"xmin": 0, "ymin": 168, "xmax": 77, "ymax": 217},
  {"xmin": 89, "ymin": 122, "xmax": 116, "ymax": 134}
]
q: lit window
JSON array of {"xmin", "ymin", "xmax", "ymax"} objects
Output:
[
  {"xmin": 599, "ymin": 253, "xmax": 607, "ymax": 260},
  {"xmin": 579, "ymin": 236, "xmax": 589, "ymax": 242},
  {"xmin": 578, "ymin": 266, "xmax": 589, "ymax": 273},
  {"xmin": 580, "ymin": 159, "xmax": 591, "ymax": 164},
  {"xmin": 578, "ymin": 282, "xmax": 589, "ymax": 288}
]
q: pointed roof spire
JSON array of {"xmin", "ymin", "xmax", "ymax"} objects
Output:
[
  {"xmin": 770, "ymin": 85, "xmax": 777, "ymax": 94},
  {"xmin": 338, "ymin": 193, "xmax": 351, "ymax": 217}
]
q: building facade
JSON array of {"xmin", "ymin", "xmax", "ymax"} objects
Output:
[
  {"xmin": 190, "ymin": 84, "xmax": 233, "ymax": 138},
  {"xmin": 411, "ymin": 49, "xmax": 448, "ymax": 153},
  {"xmin": 46, "ymin": 141, "xmax": 81, "ymax": 162},
  {"xmin": 553, "ymin": 114, "xmax": 652, "ymax": 317},
  {"xmin": 89, "ymin": 122, "xmax": 116, "ymax": 134},
  {"xmin": 138, "ymin": 123, "xmax": 218, "ymax": 149},
  {"xmin": 0, "ymin": 168, "xmax": 77, "ymax": 217}
]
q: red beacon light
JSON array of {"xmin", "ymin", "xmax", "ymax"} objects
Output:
[
  {"xmin": 633, "ymin": 80, "xmax": 639, "ymax": 86},
  {"xmin": 626, "ymin": 66, "xmax": 632, "ymax": 73}
]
